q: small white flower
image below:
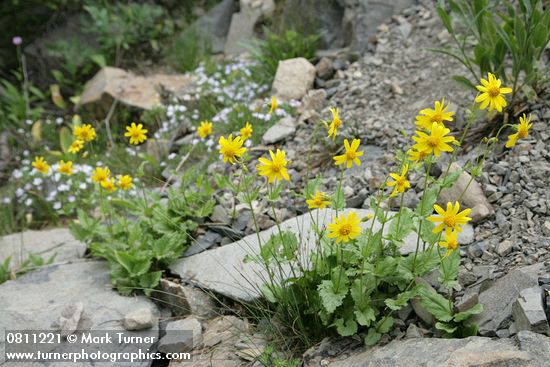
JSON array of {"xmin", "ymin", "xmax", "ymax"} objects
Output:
[
  {"xmin": 32, "ymin": 178, "xmax": 43, "ymax": 186},
  {"xmin": 13, "ymin": 170, "xmax": 23, "ymax": 179},
  {"xmin": 23, "ymin": 150, "xmax": 29, "ymax": 157},
  {"xmin": 68, "ymin": 195, "xmax": 76, "ymax": 203},
  {"xmin": 15, "ymin": 188, "xmax": 25, "ymax": 197},
  {"xmin": 2, "ymin": 197, "xmax": 11, "ymax": 204},
  {"xmin": 168, "ymin": 153, "xmax": 177, "ymax": 160},
  {"xmin": 53, "ymin": 202, "xmax": 62, "ymax": 210},
  {"xmin": 24, "ymin": 183, "xmax": 32, "ymax": 190},
  {"xmin": 55, "ymin": 117, "xmax": 64, "ymax": 125},
  {"xmin": 25, "ymin": 119, "xmax": 33, "ymax": 125},
  {"xmin": 25, "ymin": 198, "xmax": 33, "ymax": 206},
  {"xmin": 58, "ymin": 184, "xmax": 70, "ymax": 192},
  {"xmin": 79, "ymin": 182, "xmax": 87, "ymax": 190}
]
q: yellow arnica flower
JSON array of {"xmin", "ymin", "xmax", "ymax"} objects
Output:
[
  {"xmin": 268, "ymin": 96, "xmax": 277, "ymax": 115},
  {"xmin": 100, "ymin": 178, "xmax": 117, "ymax": 192},
  {"xmin": 334, "ymin": 138, "xmax": 363, "ymax": 168},
  {"xmin": 32, "ymin": 156, "xmax": 50, "ymax": 174},
  {"xmin": 327, "ymin": 212, "xmax": 362, "ymax": 243},
  {"xmin": 506, "ymin": 113, "xmax": 533, "ymax": 148},
  {"xmin": 240, "ymin": 122, "xmax": 253, "ymax": 140},
  {"xmin": 219, "ymin": 134, "xmax": 246, "ymax": 164},
  {"xmin": 327, "ymin": 107, "xmax": 342, "ymax": 141},
  {"xmin": 475, "ymin": 72, "xmax": 512, "ymax": 112},
  {"xmin": 428, "ymin": 201, "xmax": 472, "ymax": 234},
  {"xmin": 407, "ymin": 148, "xmax": 430, "ymax": 163},
  {"xmin": 306, "ymin": 191, "xmax": 331, "ymax": 209},
  {"xmin": 68, "ymin": 140, "xmax": 84, "ymax": 154},
  {"xmin": 387, "ymin": 164, "xmax": 411, "ymax": 197},
  {"xmin": 257, "ymin": 149, "xmax": 290, "ymax": 183},
  {"xmin": 91, "ymin": 166, "xmax": 110, "ymax": 184},
  {"xmin": 117, "ymin": 175, "xmax": 133, "ymax": 190},
  {"xmin": 197, "ymin": 121, "xmax": 213, "ymax": 139},
  {"xmin": 412, "ymin": 122, "xmax": 455, "ymax": 157},
  {"xmin": 73, "ymin": 124, "xmax": 96, "ymax": 142},
  {"xmin": 415, "ymin": 99, "xmax": 454, "ymax": 130},
  {"xmin": 58, "ymin": 160, "xmax": 73, "ymax": 175},
  {"xmin": 439, "ymin": 230, "xmax": 459, "ymax": 256},
  {"xmin": 125, "ymin": 122, "xmax": 148, "ymax": 145}
]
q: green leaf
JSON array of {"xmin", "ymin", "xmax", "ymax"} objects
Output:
[
  {"xmin": 439, "ymin": 248, "xmax": 460, "ymax": 289},
  {"xmin": 440, "ymin": 170, "xmax": 461, "ymax": 188},
  {"xmin": 318, "ymin": 279, "xmax": 347, "ymax": 313},
  {"xmin": 435, "ymin": 321, "xmax": 458, "ymax": 334},
  {"xmin": 388, "ymin": 208, "xmax": 415, "ymax": 241},
  {"xmin": 59, "ymin": 127, "xmax": 73, "ymax": 154},
  {"xmin": 436, "ymin": 3, "xmax": 453, "ymax": 33},
  {"xmin": 376, "ymin": 316, "xmax": 394, "ymax": 333},
  {"xmin": 333, "ymin": 317, "xmax": 358, "ymax": 336},
  {"xmin": 364, "ymin": 329, "xmax": 381, "ymax": 346},
  {"xmin": 417, "ymin": 184, "xmax": 440, "ymax": 217},
  {"xmin": 385, "ymin": 289, "xmax": 418, "ymax": 311},
  {"xmin": 453, "ymin": 303, "xmax": 484, "ymax": 322},
  {"xmin": 418, "ymin": 286, "xmax": 453, "ymax": 322},
  {"xmin": 355, "ymin": 306, "xmax": 376, "ymax": 327},
  {"xmin": 451, "ymin": 76, "xmax": 477, "ymax": 91},
  {"xmin": 332, "ymin": 184, "xmax": 345, "ymax": 211}
]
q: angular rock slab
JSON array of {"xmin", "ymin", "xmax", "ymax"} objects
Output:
[
  {"xmin": 272, "ymin": 57, "xmax": 316, "ymax": 101},
  {"xmin": 78, "ymin": 67, "xmax": 195, "ymax": 110},
  {"xmin": 471, "ymin": 263, "xmax": 549, "ymax": 336},
  {"xmin": 170, "ymin": 208, "xmax": 439, "ymax": 303},
  {"xmin": 0, "ymin": 260, "xmax": 159, "ymax": 367},
  {"xmin": 330, "ymin": 332, "xmax": 550, "ymax": 367},
  {"xmin": 0, "ymin": 228, "xmax": 86, "ymax": 268}
]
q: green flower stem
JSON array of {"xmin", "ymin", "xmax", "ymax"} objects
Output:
[{"xmin": 412, "ymin": 160, "xmax": 432, "ymax": 273}]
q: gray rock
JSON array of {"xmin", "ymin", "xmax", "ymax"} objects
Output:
[
  {"xmin": 516, "ymin": 330, "xmax": 550, "ymax": 367},
  {"xmin": 330, "ymin": 335, "xmax": 532, "ymax": 367},
  {"xmin": 438, "ymin": 163, "xmax": 494, "ymax": 223},
  {"xmin": 299, "ymin": 89, "xmax": 327, "ymax": 114},
  {"xmin": 170, "ymin": 208, "xmax": 421, "ymax": 302},
  {"xmin": 78, "ymin": 67, "xmax": 195, "ymax": 111},
  {"xmin": 405, "ymin": 324, "xmax": 423, "ymax": 339},
  {"xmin": 0, "ymin": 228, "xmax": 86, "ymax": 268},
  {"xmin": 513, "ymin": 287, "xmax": 550, "ymax": 335},
  {"xmin": 457, "ymin": 224, "xmax": 474, "ymax": 245},
  {"xmin": 158, "ymin": 317, "xmax": 202, "ymax": 354},
  {"xmin": 410, "ymin": 278, "xmax": 436, "ymax": 326},
  {"xmin": 225, "ymin": 0, "xmax": 275, "ymax": 54},
  {"xmin": 272, "ymin": 58, "xmax": 316, "ymax": 101},
  {"xmin": 542, "ymin": 221, "xmax": 550, "ymax": 237},
  {"xmin": 456, "ymin": 288, "xmax": 479, "ymax": 313},
  {"xmin": 211, "ymin": 205, "xmax": 230, "ymax": 224},
  {"xmin": 471, "ymin": 263, "xmax": 547, "ymax": 336},
  {"xmin": 315, "ymin": 57, "xmax": 334, "ymax": 80},
  {"xmin": 123, "ymin": 307, "xmax": 156, "ymax": 331},
  {"xmin": 51, "ymin": 302, "xmax": 85, "ymax": 337},
  {"xmin": 497, "ymin": 240, "xmax": 514, "ymax": 257},
  {"xmin": 262, "ymin": 117, "xmax": 296, "ymax": 144},
  {"xmin": 0, "ymin": 261, "xmax": 159, "ymax": 367},
  {"xmin": 155, "ymin": 279, "xmax": 217, "ymax": 318},
  {"xmin": 184, "ymin": 231, "xmax": 222, "ymax": 256}
]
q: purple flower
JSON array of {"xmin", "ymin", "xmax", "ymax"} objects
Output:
[{"xmin": 12, "ymin": 36, "xmax": 22, "ymax": 46}]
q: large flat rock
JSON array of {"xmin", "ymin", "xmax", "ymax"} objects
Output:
[
  {"xmin": 0, "ymin": 228, "xmax": 86, "ymax": 268},
  {"xmin": 0, "ymin": 260, "xmax": 159, "ymax": 367},
  {"xmin": 471, "ymin": 263, "xmax": 548, "ymax": 336},
  {"xmin": 171, "ymin": 208, "xmax": 471, "ymax": 302},
  {"xmin": 329, "ymin": 331, "xmax": 550, "ymax": 367}
]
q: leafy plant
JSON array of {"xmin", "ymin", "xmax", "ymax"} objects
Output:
[
  {"xmin": 248, "ymin": 28, "xmax": 319, "ymax": 83},
  {"xmin": 434, "ymin": 0, "xmax": 550, "ymax": 102},
  {"xmin": 0, "ymin": 73, "xmax": 45, "ymax": 132},
  {"xmin": 83, "ymin": 2, "xmax": 174, "ymax": 66},
  {"xmin": 70, "ymin": 169, "xmax": 215, "ymax": 295}
]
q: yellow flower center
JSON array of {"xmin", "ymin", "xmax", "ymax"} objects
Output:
[
  {"xmin": 346, "ymin": 151, "xmax": 357, "ymax": 160},
  {"xmin": 427, "ymin": 136, "xmax": 440, "ymax": 148},
  {"xmin": 430, "ymin": 113, "xmax": 443, "ymax": 123},
  {"xmin": 488, "ymin": 85, "xmax": 500, "ymax": 97},
  {"xmin": 443, "ymin": 216, "xmax": 456, "ymax": 228},
  {"xmin": 518, "ymin": 129, "xmax": 528, "ymax": 139},
  {"xmin": 339, "ymin": 223, "xmax": 352, "ymax": 236}
]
